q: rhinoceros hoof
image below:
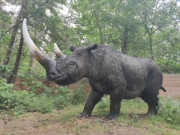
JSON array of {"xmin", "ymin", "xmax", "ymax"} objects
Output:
[
  {"xmin": 79, "ymin": 112, "xmax": 91, "ymax": 118},
  {"xmin": 106, "ymin": 114, "xmax": 119, "ymax": 120}
]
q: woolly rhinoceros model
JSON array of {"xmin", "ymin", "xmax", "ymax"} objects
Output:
[{"xmin": 22, "ymin": 19, "xmax": 166, "ymax": 119}]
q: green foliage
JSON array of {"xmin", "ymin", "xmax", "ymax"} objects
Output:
[
  {"xmin": 0, "ymin": 10, "xmax": 11, "ymax": 64},
  {"xmin": 97, "ymin": 96, "xmax": 110, "ymax": 110},
  {"xmin": 157, "ymin": 59, "xmax": 180, "ymax": 73},
  {"xmin": 0, "ymin": 77, "xmax": 13, "ymax": 91},
  {"xmin": 0, "ymin": 74, "xmax": 87, "ymax": 115},
  {"xmin": 53, "ymin": 87, "xmax": 87, "ymax": 109},
  {"xmin": 0, "ymin": 65, "xmax": 11, "ymax": 78},
  {"xmin": 159, "ymin": 96, "xmax": 180, "ymax": 124},
  {"xmin": 0, "ymin": 82, "xmax": 54, "ymax": 114},
  {"xmin": 23, "ymin": 75, "xmax": 51, "ymax": 94},
  {"xmin": 52, "ymin": 86, "xmax": 74, "ymax": 109},
  {"xmin": 1, "ymin": 0, "xmax": 179, "ymax": 79},
  {"xmin": 71, "ymin": 88, "xmax": 87, "ymax": 105}
]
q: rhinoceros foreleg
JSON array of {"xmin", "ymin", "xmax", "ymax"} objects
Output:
[
  {"xmin": 80, "ymin": 90, "xmax": 103, "ymax": 117},
  {"xmin": 108, "ymin": 90, "xmax": 124, "ymax": 119}
]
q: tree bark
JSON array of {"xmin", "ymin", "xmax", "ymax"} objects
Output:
[
  {"xmin": 98, "ymin": 22, "xmax": 104, "ymax": 44},
  {"xmin": 7, "ymin": 0, "xmax": 28, "ymax": 83},
  {"xmin": 121, "ymin": 28, "xmax": 128, "ymax": 54},
  {"xmin": 144, "ymin": 24, "xmax": 154, "ymax": 60},
  {"xmin": 3, "ymin": 4, "xmax": 23, "ymax": 65},
  {"xmin": 3, "ymin": 1, "xmax": 27, "ymax": 65},
  {"xmin": 149, "ymin": 34, "xmax": 154, "ymax": 60},
  {"xmin": 94, "ymin": 7, "xmax": 104, "ymax": 44},
  {"xmin": 28, "ymin": 55, "xmax": 34, "ymax": 73},
  {"xmin": 7, "ymin": 32, "xmax": 24, "ymax": 84}
]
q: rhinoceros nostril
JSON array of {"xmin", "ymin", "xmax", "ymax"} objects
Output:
[{"xmin": 50, "ymin": 72, "xmax": 56, "ymax": 77}]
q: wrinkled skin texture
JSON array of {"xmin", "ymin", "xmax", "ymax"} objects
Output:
[{"xmin": 47, "ymin": 43, "xmax": 164, "ymax": 119}]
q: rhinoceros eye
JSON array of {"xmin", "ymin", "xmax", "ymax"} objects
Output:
[
  {"xmin": 67, "ymin": 62, "xmax": 76, "ymax": 71},
  {"xmin": 77, "ymin": 53, "xmax": 82, "ymax": 57}
]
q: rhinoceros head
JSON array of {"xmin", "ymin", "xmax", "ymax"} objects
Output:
[{"xmin": 22, "ymin": 19, "xmax": 98, "ymax": 85}]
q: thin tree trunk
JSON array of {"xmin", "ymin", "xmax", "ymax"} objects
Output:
[
  {"xmin": 121, "ymin": 36, "xmax": 128, "ymax": 54},
  {"xmin": 96, "ymin": 14, "xmax": 104, "ymax": 44},
  {"xmin": 98, "ymin": 23, "xmax": 104, "ymax": 44},
  {"xmin": 3, "ymin": 5, "xmax": 23, "ymax": 65},
  {"xmin": 94, "ymin": 7, "xmax": 104, "ymax": 44},
  {"xmin": 103, "ymin": 3, "xmax": 107, "ymax": 44},
  {"xmin": 7, "ymin": 32, "xmax": 24, "ymax": 84},
  {"xmin": 144, "ymin": 25, "xmax": 154, "ymax": 60},
  {"xmin": 121, "ymin": 28, "xmax": 128, "ymax": 54},
  {"xmin": 28, "ymin": 55, "xmax": 34, "ymax": 73},
  {"xmin": 149, "ymin": 34, "xmax": 154, "ymax": 60},
  {"xmin": 7, "ymin": 0, "xmax": 28, "ymax": 83}
]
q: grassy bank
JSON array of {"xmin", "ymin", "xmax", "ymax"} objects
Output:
[{"xmin": 1, "ymin": 96, "xmax": 179, "ymax": 135}]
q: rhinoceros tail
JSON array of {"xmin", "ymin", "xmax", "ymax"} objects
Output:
[{"xmin": 160, "ymin": 87, "xmax": 166, "ymax": 92}]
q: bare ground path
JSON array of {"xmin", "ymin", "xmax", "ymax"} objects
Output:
[{"xmin": 0, "ymin": 74, "xmax": 180, "ymax": 135}]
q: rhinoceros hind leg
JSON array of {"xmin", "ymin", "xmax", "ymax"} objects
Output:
[{"xmin": 140, "ymin": 90, "xmax": 159, "ymax": 115}]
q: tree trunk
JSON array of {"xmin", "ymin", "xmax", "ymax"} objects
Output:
[
  {"xmin": 121, "ymin": 28, "xmax": 128, "ymax": 54},
  {"xmin": 96, "ymin": 14, "xmax": 104, "ymax": 44},
  {"xmin": 7, "ymin": 32, "xmax": 24, "ymax": 84},
  {"xmin": 28, "ymin": 55, "xmax": 34, "ymax": 73},
  {"xmin": 94, "ymin": 7, "xmax": 104, "ymax": 44},
  {"xmin": 3, "ymin": 5, "xmax": 23, "ymax": 65},
  {"xmin": 149, "ymin": 34, "xmax": 154, "ymax": 60},
  {"xmin": 7, "ymin": 0, "xmax": 28, "ymax": 83},
  {"xmin": 98, "ymin": 23, "xmax": 104, "ymax": 44}
]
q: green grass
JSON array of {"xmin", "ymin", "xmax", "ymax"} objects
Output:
[
  {"xmin": 93, "ymin": 96, "xmax": 180, "ymax": 135},
  {"xmin": 35, "ymin": 97, "xmax": 179, "ymax": 134}
]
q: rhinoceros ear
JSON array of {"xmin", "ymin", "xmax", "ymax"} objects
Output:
[
  {"xmin": 70, "ymin": 46, "xmax": 76, "ymax": 52},
  {"xmin": 88, "ymin": 43, "xmax": 98, "ymax": 53}
]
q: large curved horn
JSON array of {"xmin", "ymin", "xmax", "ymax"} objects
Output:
[
  {"xmin": 22, "ymin": 19, "xmax": 52, "ymax": 68},
  {"xmin": 54, "ymin": 43, "xmax": 66, "ymax": 58}
]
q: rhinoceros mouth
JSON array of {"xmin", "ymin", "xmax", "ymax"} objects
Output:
[
  {"xmin": 51, "ymin": 72, "xmax": 70, "ymax": 83},
  {"xmin": 52, "ymin": 73, "xmax": 76, "ymax": 85},
  {"xmin": 54, "ymin": 75, "xmax": 67, "ymax": 82}
]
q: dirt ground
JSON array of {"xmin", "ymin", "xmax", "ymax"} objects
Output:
[
  {"xmin": 0, "ymin": 74, "xmax": 179, "ymax": 135},
  {"xmin": 0, "ymin": 112, "xmax": 145, "ymax": 135}
]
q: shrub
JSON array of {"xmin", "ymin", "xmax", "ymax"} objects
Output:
[
  {"xmin": 53, "ymin": 87, "xmax": 73, "ymax": 109},
  {"xmin": 53, "ymin": 87, "xmax": 87, "ymax": 109},
  {"xmin": 157, "ymin": 59, "xmax": 180, "ymax": 73},
  {"xmin": 0, "ymin": 65, "xmax": 11, "ymax": 78},
  {"xmin": 97, "ymin": 96, "xmax": 110, "ymax": 110},
  {"xmin": 159, "ymin": 96, "xmax": 180, "ymax": 124},
  {"xmin": 71, "ymin": 88, "xmax": 87, "ymax": 105},
  {"xmin": 0, "ymin": 88, "xmax": 54, "ymax": 114},
  {"xmin": 22, "ymin": 75, "xmax": 52, "ymax": 94},
  {"xmin": 0, "ymin": 76, "xmax": 54, "ymax": 114},
  {"xmin": 0, "ymin": 76, "xmax": 87, "ymax": 115}
]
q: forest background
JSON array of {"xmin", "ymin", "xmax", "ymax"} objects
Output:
[{"xmin": 0, "ymin": 0, "xmax": 180, "ymax": 84}]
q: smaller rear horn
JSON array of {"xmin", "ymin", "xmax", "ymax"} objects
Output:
[{"xmin": 54, "ymin": 43, "xmax": 66, "ymax": 58}]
